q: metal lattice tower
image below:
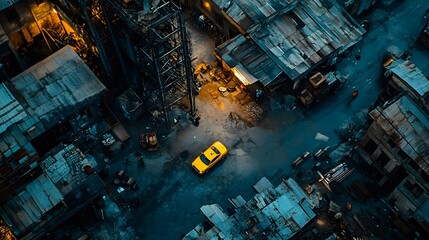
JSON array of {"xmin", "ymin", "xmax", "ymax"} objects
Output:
[{"xmin": 100, "ymin": 0, "xmax": 196, "ymax": 129}]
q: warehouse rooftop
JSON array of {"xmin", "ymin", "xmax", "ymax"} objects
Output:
[
  {"xmin": 9, "ymin": 45, "xmax": 106, "ymax": 138},
  {"xmin": 183, "ymin": 177, "xmax": 316, "ymax": 239},
  {"xmin": 214, "ymin": 0, "xmax": 364, "ymax": 86}
]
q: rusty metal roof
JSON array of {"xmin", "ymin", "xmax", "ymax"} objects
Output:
[
  {"xmin": 183, "ymin": 178, "xmax": 315, "ymax": 239},
  {"xmin": 387, "ymin": 60, "xmax": 429, "ymax": 102},
  {"xmin": 369, "ymin": 95, "xmax": 429, "ymax": 173},
  {"xmin": 214, "ymin": 0, "xmax": 364, "ymax": 85},
  {"xmin": 248, "ymin": 0, "xmax": 364, "ymax": 80}
]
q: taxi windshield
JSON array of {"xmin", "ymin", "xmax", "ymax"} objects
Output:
[{"xmin": 200, "ymin": 154, "xmax": 210, "ymax": 165}]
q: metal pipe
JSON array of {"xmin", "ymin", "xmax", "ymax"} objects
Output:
[
  {"xmin": 161, "ymin": 60, "xmax": 184, "ymax": 75},
  {"xmin": 153, "ymin": 43, "xmax": 171, "ymax": 130},
  {"xmin": 160, "ymin": 44, "xmax": 182, "ymax": 60}
]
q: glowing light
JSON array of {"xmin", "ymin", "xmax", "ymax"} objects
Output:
[
  {"xmin": 231, "ymin": 67, "xmax": 254, "ymax": 85},
  {"xmin": 316, "ymin": 218, "xmax": 326, "ymax": 226},
  {"xmin": 52, "ymin": 8, "xmax": 57, "ymax": 14},
  {"xmin": 202, "ymin": 1, "xmax": 211, "ymax": 11}
]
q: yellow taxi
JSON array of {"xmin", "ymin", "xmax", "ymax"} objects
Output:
[{"xmin": 192, "ymin": 141, "xmax": 228, "ymax": 174}]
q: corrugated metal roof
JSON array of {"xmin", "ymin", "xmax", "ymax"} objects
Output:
[
  {"xmin": 0, "ymin": 175, "xmax": 63, "ymax": 234},
  {"xmin": 183, "ymin": 178, "xmax": 315, "ymax": 239},
  {"xmin": 0, "ymin": 83, "xmax": 27, "ymax": 134},
  {"xmin": 213, "ymin": 0, "xmax": 297, "ymax": 29},
  {"xmin": 248, "ymin": 0, "xmax": 364, "ymax": 81},
  {"xmin": 215, "ymin": 35, "xmax": 283, "ymax": 86},
  {"xmin": 214, "ymin": 0, "xmax": 364, "ymax": 85},
  {"xmin": 10, "ymin": 45, "xmax": 107, "ymax": 136},
  {"xmin": 0, "ymin": 124, "xmax": 36, "ymax": 168},
  {"xmin": 369, "ymin": 95, "xmax": 429, "ymax": 173},
  {"xmin": 387, "ymin": 60, "xmax": 429, "ymax": 100}
]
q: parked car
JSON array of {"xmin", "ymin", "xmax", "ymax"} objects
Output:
[{"xmin": 192, "ymin": 141, "xmax": 228, "ymax": 174}]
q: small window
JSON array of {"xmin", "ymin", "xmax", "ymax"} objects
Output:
[
  {"xmin": 420, "ymin": 171, "xmax": 429, "ymax": 183},
  {"xmin": 376, "ymin": 151, "xmax": 390, "ymax": 166},
  {"xmin": 404, "ymin": 180, "xmax": 423, "ymax": 198},
  {"xmin": 398, "ymin": 149, "xmax": 408, "ymax": 160},
  {"xmin": 408, "ymin": 160, "xmax": 420, "ymax": 171},
  {"xmin": 364, "ymin": 139, "xmax": 378, "ymax": 155},
  {"xmin": 387, "ymin": 139, "xmax": 395, "ymax": 148}
]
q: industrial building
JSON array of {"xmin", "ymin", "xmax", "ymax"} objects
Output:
[
  {"xmin": 53, "ymin": 0, "xmax": 197, "ymax": 128},
  {"xmin": 0, "ymin": 45, "xmax": 106, "ymax": 202},
  {"xmin": 0, "ymin": 45, "xmax": 107, "ymax": 240},
  {"xmin": 0, "ymin": 0, "xmax": 90, "ymax": 76},
  {"xmin": 0, "ymin": 0, "xmax": 197, "ymax": 129},
  {"xmin": 0, "ymin": 143, "xmax": 105, "ymax": 240},
  {"xmin": 383, "ymin": 59, "xmax": 429, "ymax": 110},
  {"xmin": 189, "ymin": 0, "xmax": 379, "ymax": 19},
  {"xmin": 183, "ymin": 177, "xmax": 316, "ymax": 239},
  {"xmin": 192, "ymin": 0, "xmax": 365, "ymax": 89},
  {"xmin": 358, "ymin": 59, "xmax": 429, "ymax": 236}
]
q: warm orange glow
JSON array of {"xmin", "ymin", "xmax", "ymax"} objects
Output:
[
  {"xmin": 202, "ymin": 1, "xmax": 211, "ymax": 11},
  {"xmin": 0, "ymin": 223, "xmax": 16, "ymax": 240},
  {"xmin": 231, "ymin": 67, "xmax": 258, "ymax": 85},
  {"xmin": 231, "ymin": 67, "xmax": 250, "ymax": 85},
  {"xmin": 316, "ymin": 219, "xmax": 326, "ymax": 226}
]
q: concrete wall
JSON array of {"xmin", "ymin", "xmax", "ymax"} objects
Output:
[
  {"xmin": 387, "ymin": 176, "xmax": 427, "ymax": 219},
  {"xmin": 360, "ymin": 107, "xmax": 429, "ymax": 223}
]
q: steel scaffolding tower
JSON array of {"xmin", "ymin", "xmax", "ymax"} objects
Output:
[{"xmin": 100, "ymin": 0, "xmax": 196, "ymax": 129}]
